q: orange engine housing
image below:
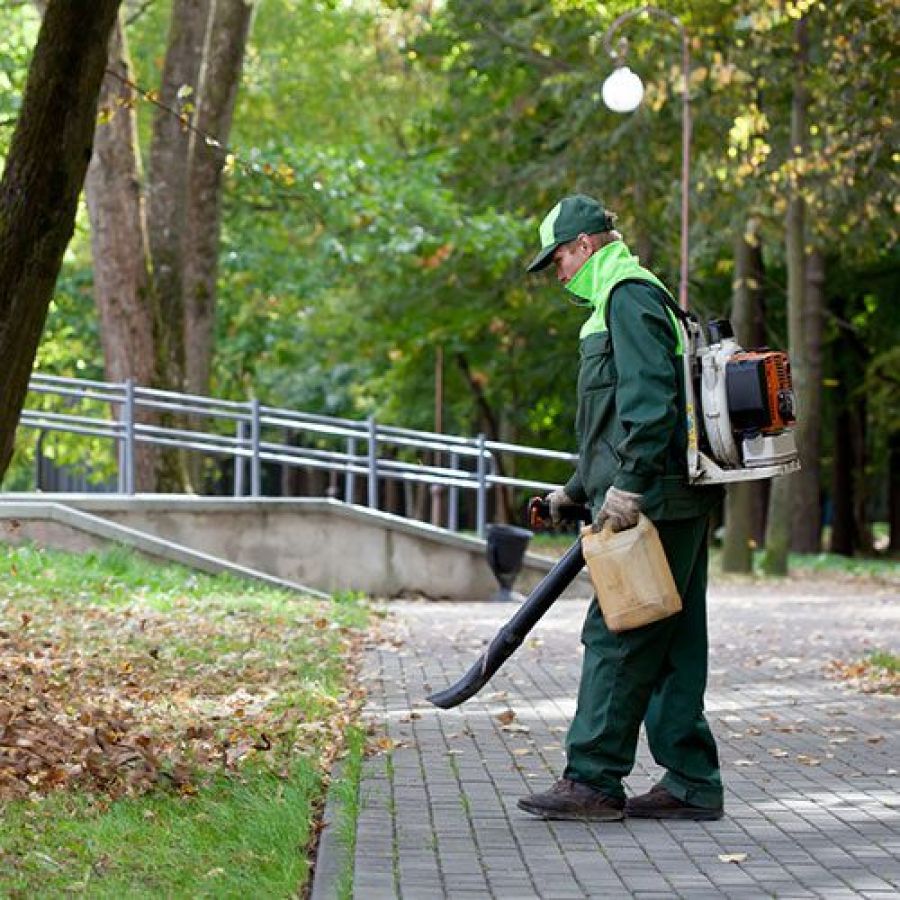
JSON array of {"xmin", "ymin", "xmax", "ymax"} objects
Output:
[{"xmin": 725, "ymin": 350, "xmax": 796, "ymax": 435}]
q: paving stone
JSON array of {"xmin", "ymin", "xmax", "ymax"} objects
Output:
[{"xmin": 314, "ymin": 580, "xmax": 900, "ymax": 898}]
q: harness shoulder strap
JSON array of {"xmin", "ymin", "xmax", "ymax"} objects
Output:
[
  {"xmin": 605, "ymin": 279, "xmax": 696, "ymax": 357},
  {"xmin": 605, "ymin": 278, "xmax": 694, "ymax": 327}
]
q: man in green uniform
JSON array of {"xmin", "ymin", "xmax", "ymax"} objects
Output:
[{"xmin": 518, "ymin": 194, "xmax": 725, "ymax": 822}]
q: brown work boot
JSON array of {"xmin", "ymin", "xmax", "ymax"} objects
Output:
[
  {"xmin": 625, "ymin": 784, "xmax": 723, "ymax": 820},
  {"xmin": 517, "ymin": 778, "xmax": 625, "ymax": 821}
]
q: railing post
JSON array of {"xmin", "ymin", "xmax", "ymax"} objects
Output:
[
  {"xmin": 117, "ymin": 407, "xmax": 126, "ymax": 495},
  {"xmin": 234, "ymin": 420, "xmax": 246, "ymax": 496},
  {"xmin": 367, "ymin": 416, "xmax": 378, "ymax": 508},
  {"xmin": 250, "ymin": 398, "xmax": 261, "ymax": 497},
  {"xmin": 345, "ymin": 436, "xmax": 356, "ymax": 504},
  {"xmin": 476, "ymin": 432, "xmax": 487, "ymax": 538},
  {"xmin": 122, "ymin": 377, "xmax": 135, "ymax": 495},
  {"xmin": 448, "ymin": 450, "xmax": 459, "ymax": 532}
]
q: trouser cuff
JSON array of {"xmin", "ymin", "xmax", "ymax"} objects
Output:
[{"xmin": 660, "ymin": 773, "xmax": 723, "ymax": 809}]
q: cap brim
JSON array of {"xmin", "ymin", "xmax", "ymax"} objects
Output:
[{"xmin": 526, "ymin": 242, "xmax": 558, "ymax": 273}]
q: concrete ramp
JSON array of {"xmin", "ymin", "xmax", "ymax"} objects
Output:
[
  {"xmin": 0, "ymin": 500, "xmax": 328, "ymax": 597},
  {"xmin": 0, "ymin": 495, "xmax": 592, "ymax": 600}
]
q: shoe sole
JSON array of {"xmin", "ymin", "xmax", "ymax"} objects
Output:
[
  {"xmin": 517, "ymin": 800, "xmax": 625, "ymax": 822},
  {"xmin": 625, "ymin": 807, "xmax": 724, "ymax": 821}
]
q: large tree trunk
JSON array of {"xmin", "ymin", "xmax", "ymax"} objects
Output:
[
  {"xmin": 763, "ymin": 15, "xmax": 809, "ymax": 575},
  {"xmin": 0, "ymin": 0, "xmax": 122, "ymax": 482},
  {"xmin": 721, "ymin": 217, "xmax": 767, "ymax": 573},
  {"xmin": 84, "ymin": 13, "xmax": 157, "ymax": 490},
  {"xmin": 183, "ymin": 0, "xmax": 254, "ymax": 401},
  {"xmin": 830, "ymin": 402, "xmax": 867, "ymax": 555},
  {"xmin": 147, "ymin": 0, "xmax": 211, "ymax": 393}
]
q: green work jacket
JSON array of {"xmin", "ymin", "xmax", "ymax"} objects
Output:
[{"xmin": 562, "ymin": 242, "xmax": 722, "ymax": 521}]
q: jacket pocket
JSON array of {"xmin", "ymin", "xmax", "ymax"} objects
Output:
[{"xmin": 578, "ymin": 332, "xmax": 617, "ymax": 394}]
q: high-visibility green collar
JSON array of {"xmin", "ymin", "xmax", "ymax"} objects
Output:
[{"xmin": 566, "ymin": 241, "xmax": 673, "ymax": 340}]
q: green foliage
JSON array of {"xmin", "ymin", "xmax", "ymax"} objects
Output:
[
  {"xmin": 6, "ymin": 0, "xmax": 894, "ymax": 536},
  {"xmin": 0, "ymin": 6, "xmax": 40, "ymax": 162}
]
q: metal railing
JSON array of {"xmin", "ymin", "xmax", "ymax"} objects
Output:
[{"xmin": 21, "ymin": 374, "xmax": 577, "ymax": 537}]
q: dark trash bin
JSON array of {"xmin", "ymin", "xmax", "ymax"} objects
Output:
[{"xmin": 486, "ymin": 524, "xmax": 533, "ymax": 602}]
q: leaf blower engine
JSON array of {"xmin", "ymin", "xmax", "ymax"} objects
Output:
[{"xmin": 681, "ymin": 318, "xmax": 800, "ymax": 484}]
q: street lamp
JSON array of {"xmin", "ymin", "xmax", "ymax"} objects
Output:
[{"xmin": 600, "ymin": 5, "xmax": 691, "ymax": 311}]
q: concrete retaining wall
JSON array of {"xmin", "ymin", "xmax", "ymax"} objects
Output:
[{"xmin": 0, "ymin": 495, "xmax": 592, "ymax": 601}]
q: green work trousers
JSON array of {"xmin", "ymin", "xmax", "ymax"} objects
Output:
[{"xmin": 563, "ymin": 515, "xmax": 723, "ymax": 808}]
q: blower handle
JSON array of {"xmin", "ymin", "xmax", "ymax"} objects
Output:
[{"xmin": 527, "ymin": 496, "xmax": 592, "ymax": 530}]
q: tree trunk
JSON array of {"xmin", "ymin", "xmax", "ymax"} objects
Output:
[
  {"xmin": 889, "ymin": 430, "xmax": 900, "ymax": 555},
  {"xmin": 633, "ymin": 178, "xmax": 653, "ymax": 267},
  {"xmin": 828, "ymin": 294, "xmax": 871, "ymax": 557},
  {"xmin": 183, "ymin": 0, "xmax": 254, "ymax": 400},
  {"xmin": 763, "ymin": 15, "xmax": 809, "ymax": 575},
  {"xmin": 455, "ymin": 351, "xmax": 514, "ymax": 523},
  {"xmin": 791, "ymin": 246, "xmax": 824, "ymax": 551},
  {"xmin": 147, "ymin": 0, "xmax": 211, "ymax": 393},
  {"xmin": 0, "ymin": 0, "xmax": 122, "ymax": 481},
  {"xmin": 722, "ymin": 217, "xmax": 767, "ymax": 573},
  {"xmin": 830, "ymin": 407, "xmax": 860, "ymax": 555},
  {"xmin": 84, "ymin": 13, "xmax": 157, "ymax": 490}
]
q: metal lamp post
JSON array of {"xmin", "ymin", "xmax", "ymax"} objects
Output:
[{"xmin": 600, "ymin": 5, "xmax": 691, "ymax": 311}]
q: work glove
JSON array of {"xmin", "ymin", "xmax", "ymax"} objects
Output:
[
  {"xmin": 545, "ymin": 487, "xmax": 575, "ymax": 526},
  {"xmin": 594, "ymin": 486, "xmax": 643, "ymax": 533}
]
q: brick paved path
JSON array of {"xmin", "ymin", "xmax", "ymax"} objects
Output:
[{"xmin": 313, "ymin": 576, "xmax": 900, "ymax": 899}]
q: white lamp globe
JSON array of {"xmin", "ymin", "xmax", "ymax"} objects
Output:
[{"xmin": 601, "ymin": 66, "xmax": 645, "ymax": 113}]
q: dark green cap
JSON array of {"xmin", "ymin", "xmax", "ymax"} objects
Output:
[{"xmin": 526, "ymin": 194, "xmax": 613, "ymax": 273}]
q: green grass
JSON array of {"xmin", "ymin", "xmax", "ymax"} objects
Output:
[
  {"xmin": 869, "ymin": 650, "xmax": 900, "ymax": 673},
  {"xmin": 331, "ymin": 725, "xmax": 366, "ymax": 900},
  {"xmin": 1, "ymin": 767, "xmax": 324, "ymax": 897},
  {"xmin": 774, "ymin": 550, "xmax": 899, "ymax": 582},
  {"xmin": 0, "ymin": 542, "xmax": 371, "ymax": 898}
]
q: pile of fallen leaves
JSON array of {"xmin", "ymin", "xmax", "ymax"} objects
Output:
[
  {"xmin": 0, "ymin": 594, "xmax": 364, "ymax": 801},
  {"xmin": 825, "ymin": 656, "xmax": 900, "ymax": 695}
]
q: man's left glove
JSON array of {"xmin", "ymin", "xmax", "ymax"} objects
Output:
[{"xmin": 594, "ymin": 486, "xmax": 643, "ymax": 533}]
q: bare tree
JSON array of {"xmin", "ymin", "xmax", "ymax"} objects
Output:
[{"xmin": 0, "ymin": 0, "xmax": 122, "ymax": 482}]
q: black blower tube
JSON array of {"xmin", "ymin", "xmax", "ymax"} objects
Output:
[{"xmin": 427, "ymin": 540, "xmax": 586, "ymax": 709}]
